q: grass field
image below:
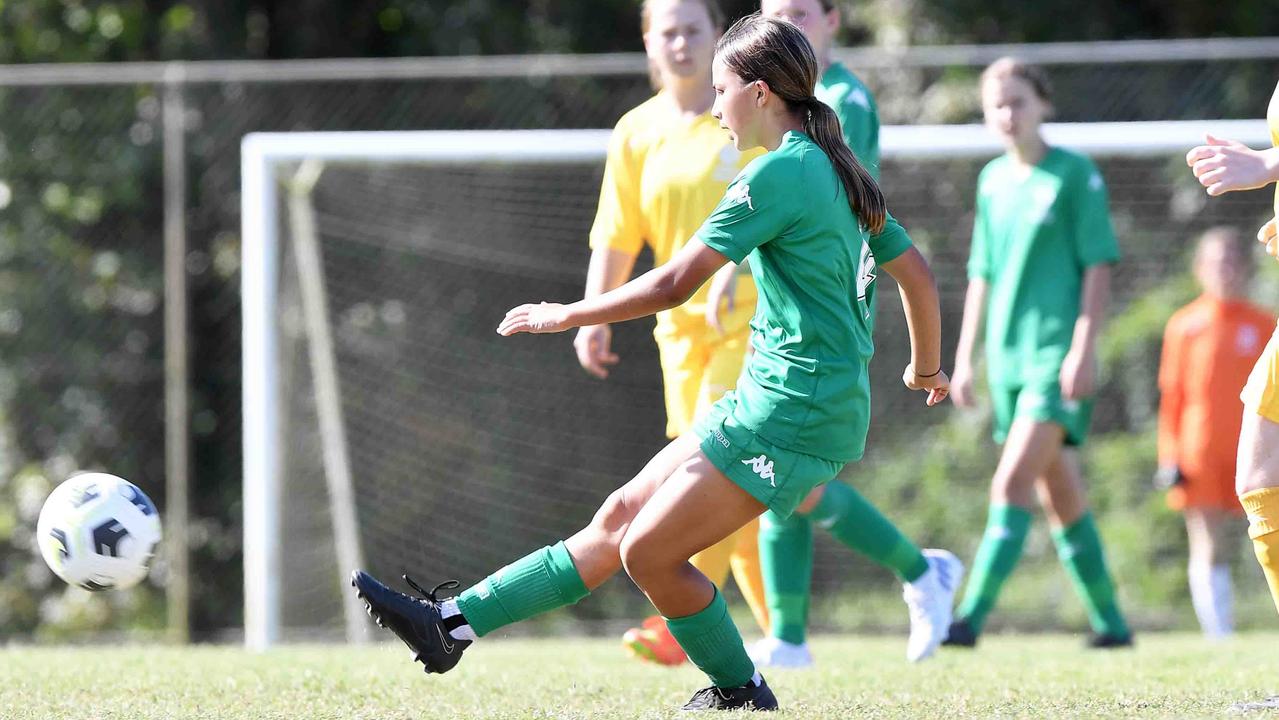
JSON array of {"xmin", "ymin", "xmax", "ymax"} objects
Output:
[{"xmin": 3, "ymin": 633, "xmax": 1276, "ymax": 718}]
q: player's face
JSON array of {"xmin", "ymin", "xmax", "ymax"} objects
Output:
[
  {"xmin": 712, "ymin": 58, "xmax": 761, "ymax": 150},
  {"xmin": 981, "ymin": 75, "xmax": 1048, "ymax": 147},
  {"xmin": 1196, "ymin": 239, "xmax": 1247, "ymax": 297},
  {"xmin": 760, "ymin": 0, "xmax": 838, "ymax": 61},
  {"xmin": 643, "ymin": 0, "xmax": 717, "ymax": 84}
]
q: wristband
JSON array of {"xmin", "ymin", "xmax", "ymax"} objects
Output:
[{"xmin": 914, "ymin": 366, "xmax": 942, "ymax": 378}]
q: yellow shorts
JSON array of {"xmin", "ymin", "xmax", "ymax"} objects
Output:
[
  {"xmin": 656, "ymin": 325, "xmax": 750, "ymax": 439},
  {"xmin": 1242, "ymin": 325, "xmax": 1279, "ymax": 424}
]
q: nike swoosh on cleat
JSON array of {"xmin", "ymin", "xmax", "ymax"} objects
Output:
[{"xmin": 436, "ymin": 624, "xmax": 456, "ymax": 654}]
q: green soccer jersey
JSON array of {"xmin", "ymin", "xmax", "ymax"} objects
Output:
[
  {"xmin": 695, "ymin": 131, "xmax": 912, "ymax": 463},
  {"xmin": 967, "ymin": 147, "xmax": 1121, "ymax": 387},
  {"xmin": 815, "ymin": 61, "xmax": 880, "ymax": 181}
]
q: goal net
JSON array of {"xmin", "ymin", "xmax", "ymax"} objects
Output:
[{"xmin": 242, "ymin": 121, "xmax": 1273, "ymax": 648}]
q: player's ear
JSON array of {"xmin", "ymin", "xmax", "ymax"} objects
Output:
[{"xmin": 754, "ymin": 80, "xmax": 769, "ymax": 107}]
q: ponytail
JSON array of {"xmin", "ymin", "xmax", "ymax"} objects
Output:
[
  {"xmin": 802, "ymin": 97, "xmax": 885, "ymax": 235},
  {"xmin": 717, "ymin": 14, "xmax": 886, "ymax": 235}
]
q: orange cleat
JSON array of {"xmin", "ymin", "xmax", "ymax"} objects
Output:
[{"xmin": 621, "ymin": 615, "xmax": 687, "ymax": 666}]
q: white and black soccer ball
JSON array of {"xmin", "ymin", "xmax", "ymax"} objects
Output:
[{"xmin": 36, "ymin": 472, "xmax": 162, "ymax": 591}]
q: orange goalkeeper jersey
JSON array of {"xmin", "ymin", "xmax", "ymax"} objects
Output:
[{"xmin": 1158, "ymin": 295, "xmax": 1276, "ymax": 510}]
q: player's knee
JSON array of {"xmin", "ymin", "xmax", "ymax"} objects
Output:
[
  {"xmin": 618, "ymin": 529, "xmax": 672, "ymax": 587},
  {"xmin": 990, "ymin": 473, "xmax": 1035, "ymax": 506},
  {"xmin": 591, "ymin": 489, "xmax": 633, "ymax": 536}
]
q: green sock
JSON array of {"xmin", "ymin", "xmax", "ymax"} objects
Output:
[
  {"xmin": 1051, "ymin": 512, "xmax": 1130, "ymax": 637},
  {"xmin": 955, "ymin": 504, "xmax": 1033, "ymax": 634},
  {"xmin": 665, "ymin": 587, "xmax": 756, "ymax": 688},
  {"xmin": 810, "ymin": 481, "xmax": 929, "ymax": 583},
  {"xmin": 455, "ymin": 541, "xmax": 589, "ymax": 637},
  {"xmin": 758, "ymin": 509, "xmax": 813, "ymax": 644}
]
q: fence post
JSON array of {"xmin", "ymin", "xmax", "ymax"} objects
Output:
[{"xmin": 162, "ymin": 62, "xmax": 191, "ymax": 644}]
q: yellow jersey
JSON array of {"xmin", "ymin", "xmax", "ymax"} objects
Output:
[{"xmin": 589, "ymin": 94, "xmax": 762, "ymax": 335}]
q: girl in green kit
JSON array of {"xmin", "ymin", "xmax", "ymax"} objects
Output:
[
  {"xmin": 736, "ymin": 0, "xmax": 963, "ymax": 670},
  {"xmin": 351, "ymin": 14, "xmax": 947, "ymax": 712},
  {"xmin": 945, "ymin": 57, "xmax": 1131, "ymax": 648}
]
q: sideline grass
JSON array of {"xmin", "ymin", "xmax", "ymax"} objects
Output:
[{"xmin": 2, "ymin": 632, "xmax": 1275, "ymax": 718}]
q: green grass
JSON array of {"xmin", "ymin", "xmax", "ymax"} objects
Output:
[{"xmin": 2, "ymin": 633, "xmax": 1276, "ymax": 718}]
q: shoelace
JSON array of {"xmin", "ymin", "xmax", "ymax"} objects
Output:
[{"xmin": 402, "ymin": 574, "xmax": 459, "ymax": 603}]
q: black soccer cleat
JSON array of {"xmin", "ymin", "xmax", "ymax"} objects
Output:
[
  {"xmin": 1085, "ymin": 631, "xmax": 1133, "ymax": 649},
  {"xmin": 350, "ymin": 569, "xmax": 471, "ymax": 674},
  {"xmin": 680, "ymin": 676, "xmax": 778, "ymax": 712},
  {"xmin": 942, "ymin": 618, "xmax": 978, "ymax": 648}
]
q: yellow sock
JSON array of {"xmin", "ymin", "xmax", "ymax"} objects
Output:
[
  {"xmin": 1241, "ymin": 487, "xmax": 1279, "ymax": 616},
  {"xmin": 690, "ymin": 530, "xmax": 736, "ymax": 588},
  {"xmin": 729, "ymin": 517, "xmax": 771, "ymax": 635}
]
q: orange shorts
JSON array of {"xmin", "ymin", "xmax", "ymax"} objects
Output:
[{"xmin": 1166, "ymin": 472, "xmax": 1242, "ymax": 514}]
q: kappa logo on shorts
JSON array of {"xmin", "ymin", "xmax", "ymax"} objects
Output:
[
  {"xmin": 742, "ymin": 454, "xmax": 776, "ymax": 487},
  {"xmin": 711, "ymin": 426, "xmax": 731, "ymax": 448}
]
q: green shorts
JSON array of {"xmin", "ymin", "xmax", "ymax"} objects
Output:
[
  {"xmin": 693, "ymin": 393, "xmax": 844, "ymax": 518},
  {"xmin": 990, "ymin": 382, "xmax": 1094, "ymax": 447}
]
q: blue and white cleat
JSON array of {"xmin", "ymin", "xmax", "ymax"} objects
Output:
[{"xmin": 903, "ymin": 548, "xmax": 964, "ymax": 662}]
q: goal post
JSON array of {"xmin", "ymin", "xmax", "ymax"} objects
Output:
[{"xmin": 240, "ymin": 120, "xmax": 1270, "ymax": 650}]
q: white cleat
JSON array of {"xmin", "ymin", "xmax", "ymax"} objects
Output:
[
  {"xmin": 903, "ymin": 548, "xmax": 964, "ymax": 663},
  {"xmin": 747, "ymin": 636, "xmax": 814, "ymax": 669}
]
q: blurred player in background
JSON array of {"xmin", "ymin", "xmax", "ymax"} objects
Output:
[
  {"xmin": 1185, "ymin": 78, "xmax": 1279, "ymax": 712},
  {"xmin": 573, "ymin": 0, "xmax": 769, "ymax": 665},
  {"xmin": 352, "ymin": 15, "xmax": 949, "ymax": 710},
  {"xmin": 719, "ymin": 0, "xmax": 961, "ymax": 669},
  {"xmin": 1156, "ymin": 227, "xmax": 1271, "ymax": 638},
  {"xmin": 946, "ymin": 57, "xmax": 1133, "ymax": 649}
]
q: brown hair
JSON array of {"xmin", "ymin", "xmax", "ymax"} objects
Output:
[
  {"xmin": 980, "ymin": 56, "xmax": 1052, "ymax": 102},
  {"xmin": 715, "ymin": 12, "xmax": 885, "ymax": 233},
  {"xmin": 640, "ymin": 0, "xmax": 725, "ymax": 90}
]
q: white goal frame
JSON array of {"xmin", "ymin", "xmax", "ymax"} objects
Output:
[{"xmin": 240, "ymin": 119, "xmax": 1269, "ymax": 650}]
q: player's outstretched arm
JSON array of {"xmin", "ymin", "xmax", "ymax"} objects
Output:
[
  {"xmin": 498, "ymin": 240, "xmax": 729, "ymax": 336},
  {"xmin": 880, "ymin": 246, "xmax": 949, "ymax": 406},
  {"xmin": 1186, "ymin": 134, "xmax": 1279, "ymax": 196}
]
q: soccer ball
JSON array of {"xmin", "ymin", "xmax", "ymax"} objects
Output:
[{"xmin": 36, "ymin": 472, "xmax": 162, "ymax": 591}]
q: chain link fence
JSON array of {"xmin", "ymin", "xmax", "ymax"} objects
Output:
[{"xmin": 0, "ymin": 39, "xmax": 1276, "ymax": 639}]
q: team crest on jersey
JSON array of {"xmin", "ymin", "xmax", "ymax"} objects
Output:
[
  {"xmin": 727, "ymin": 181, "xmax": 754, "ymax": 210},
  {"xmin": 847, "ymin": 87, "xmax": 871, "ymax": 111},
  {"xmin": 1238, "ymin": 325, "xmax": 1261, "ymax": 355}
]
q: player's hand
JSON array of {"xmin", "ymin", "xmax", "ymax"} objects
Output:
[
  {"xmin": 949, "ymin": 361, "xmax": 976, "ymax": 408},
  {"xmin": 704, "ymin": 264, "xmax": 738, "ymax": 334},
  {"xmin": 572, "ymin": 323, "xmax": 620, "ymax": 379},
  {"xmin": 1259, "ymin": 216, "xmax": 1279, "ymax": 260},
  {"xmin": 1186, "ymin": 134, "xmax": 1279, "ymax": 196},
  {"xmin": 498, "ymin": 302, "xmax": 572, "ymax": 337},
  {"xmin": 1059, "ymin": 346, "xmax": 1095, "ymax": 401},
  {"xmin": 903, "ymin": 365, "xmax": 949, "ymax": 407}
]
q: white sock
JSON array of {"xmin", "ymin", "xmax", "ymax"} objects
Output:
[
  {"xmin": 1188, "ymin": 562, "xmax": 1233, "ymax": 638},
  {"xmin": 751, "ymin": 670, "xmax": 763, "ymax": 687},
  {"xmin": 1209, "ymin": 564, "xmax": 1234, "ymax": 637},
  {"xmin": 440, "ymin": 598, "xmax": 479, "ymax": 642}
]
